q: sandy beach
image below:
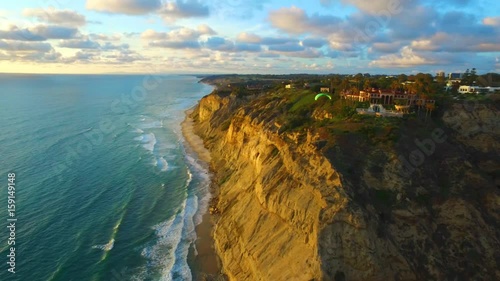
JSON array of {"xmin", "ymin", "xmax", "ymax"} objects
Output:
[{"xmin": 181, "ymin": 108, "xmax": 221, "ymax": 280}]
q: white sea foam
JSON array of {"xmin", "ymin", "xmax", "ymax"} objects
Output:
[
  {"xmin": 140, "ymin": 133, "xmax": 157, "ymax": 153},
  {"xmin": 92, "ymin": 239, "xmax": 114, "ymax": 251},
  {"xmin": 141, "ymin": 198, "xmax": 191, "ymax": 281},
  {"xmin": 157, "ymin": 157, "xmax": 168, "ymax": 172},
  {"xmin": 138, "ymin": 165, "xmax": 206, "ymax": 281},
  {"xmin": 140, "ymin": 121, "xmax": 163, "ymax": 129}
]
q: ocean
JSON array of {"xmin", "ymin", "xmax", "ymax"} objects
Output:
[{"xmin": 0, "ymin": 74, "xmax": 213, "ymax": 281}]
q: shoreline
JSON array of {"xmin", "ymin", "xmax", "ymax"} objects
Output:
[{"xmin": 181, "ymin": 107, "xmax": 222, "ymax": 280}]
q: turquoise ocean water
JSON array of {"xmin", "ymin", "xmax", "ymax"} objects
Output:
[{"xmin": 0, "ymin": 74, "xmax": 213, "ymax": 281}]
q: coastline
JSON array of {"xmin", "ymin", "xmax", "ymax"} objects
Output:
[{"xmin": 181, "ymin": 107, "xmax": 222, "ymax": 280}]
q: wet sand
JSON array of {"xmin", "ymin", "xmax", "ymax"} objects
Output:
[{"xmin": 181, "ymin": 108, "xmax": 221, "ymax": 279}]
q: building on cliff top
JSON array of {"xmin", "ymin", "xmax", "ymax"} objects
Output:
[{"xmin": 356, "ymin": 104, "xmax": 404, "ymax": 118}]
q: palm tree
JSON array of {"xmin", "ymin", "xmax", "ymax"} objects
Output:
[
  {"xmin": 425, "ymin": 103, "xmax": 435, "ymax": 121},
  {"xmin": 390, "ymin": 80, "xmax": 401, "ymax": 91},
  {"xmin": 416, "ymin": 99, "xmax": 422, "ymax": 116}
]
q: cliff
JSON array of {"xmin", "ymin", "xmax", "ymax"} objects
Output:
[{"xmin": 190, "ymin": 90, "xmax": 500, "ymax": 281}]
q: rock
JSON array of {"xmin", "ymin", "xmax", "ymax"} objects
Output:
[{"xmin": 191, "ymin": 91, "xmax": 500, "ymax": 281}]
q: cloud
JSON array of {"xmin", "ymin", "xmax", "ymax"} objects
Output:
[
  {"xmin": 203, "ymin": 36, "xmax": 233, "ymax": 51},
  {"xmin": 89, "ymin": 33, "xmax": 122, "ymax": 41},
  {"xmin": 410, "ymin": 32, "xmax": 500, "ymax": 52},
  {"xmin": 201, "ymin": 37, "xmax": 261, "ymax": 52},
  {"xmin": 483, "ymin": 16, "xmax": 500, "ymax": 27},
  {"xmin": 268, "ymin": 43, "xmax": 305, "ymax": 52},
  {"xmin": 0, "ymin": 40, "xmax": 53, "ymax": 52},
  {"xmin": 261, "ymin": 37, "xmax": 298, "ymax": 45},
  {"xmin": 369, "ymin": 46, "xmax": 437, "ymax": 67},
  {"xmin": 142, "ymin": 25, "xmax": 218, "ymax": 50},
  {"xmin": 142, "ymin": 25, "xmax": 214, "ymax": 41},
  {"xmin": 258, "ymin": 53, "xmax": 280, "ymax": 58},
  {"xmin": 0, "ymin": 26, "xmax": 45, "ymax": 41},
  {"xmin": 59, "ymin": 39, "xmax": 101, "ymax": 49},
  {"xmin": 301, "ymin": 38, "xmax": 328, "ymax": 48},
  {"xmin": 268, "ymin": 6, "xmax": 342, "ymax": 34},
  {"xmin": 101, "ymin": 42, "xmax": 130, "ymax": 51},
  {"xmin": 86, "ymin": 0, "xmax": 161, "ymax": 15},
  {"xmin": 159, "ymin": 0, "xmax": 209, "ymax": 21},
  {"xmin": 369, "ymin": 42, "xmax": 403, "ymax": 53},
  {"xmin": 279, "ymin": 48, "xmax": 324, "ymax": 58},
  {"xmin": 20, "ymin": 50, "xmax": 62, "ymax": 62},
  {"xmin": 149, "ymin": 40, "xmax": 200, "ymax": 49},
  {"xmin": 23, "ymin": 8, "xmax": 86, "ymax": 27},
  {"xmin": 236, "ymin": 32, "xmax": 262, "ymax": 43},
  {"xmin": 198, "ymin": 24, "xmax": 216, "ymax": 35},
  {"xmin": 339, "ymin": 0, "xmax": 409, "ymax": 15},
  {"xmin": 234, "ymin": 43, "xmax": 261, "ymax": 52},
  {"xmin": 63, "ymin": 51, "xmax": 97, "ymax": 63},
  {"xmin": 0, "ymin": 40, "xmax": 62, "ymax": 63},
  {"xmin": 0, "ymin": 25, "xmax": 79, "ymax": 41},
  {"xmin": 29, "ymin": 25, "xmax": 79, "ymax": 40}
]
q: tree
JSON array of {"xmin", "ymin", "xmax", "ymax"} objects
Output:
[
  {"xmin": 461, "ymin": 68, "xmax": 471, "ymax": 85},
  {"xmin": 340, "ymin": 78, "xmax": 350, "ymax": 90},
  {"xmin": 397, "ymin": 74, "xmax": 408, "ymax": 83},
  {"xmin": 363, "ymin": 79, "xmax": 372, "ymax": 90},
  {"xmin": 436, "ymin": 74, "xmax": 446, "ymax": 84},
  {"xmin": 470, "ymin": 68, "xmax": 478, "ymax": 84},
  {"xmin": 354, "ymin": 73, "xmax": 364, "ymax": 81},
  {"xmin": 425, "ymin": 103, "xmax": 435, "ymax": 121},
  {"xmin": 390, "ymin": 80, "xmax": 401, "ymax": 91}
]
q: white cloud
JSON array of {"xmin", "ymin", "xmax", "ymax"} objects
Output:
[
  {"xmin": 160, "ymin": 0, "xmax": 210, "ymax": 22},
  {"xmin": 483, "ymin": 16, "xmax": 500, "ymax": 27},
  {"xmin": 59, "ymin": 39, "xmax": 101, "ymax": 49},
  {"xmin": 23, "ymin": 8, "xmax": 86, "ymax": 27},
  {"xmin": 90, "ymin": 33, "xmax": 122, "ymax": 41},
  {"xmin": 86, "ymin": 0, "xmax": 161, "ymax": 15},
  {"xmin": 198, "ymin": 24, "xmax": 216, "ymax": 35},
  {"xmin": 340, "ymin": 0, "xmax": 408, "ymax": 15},
  {"xmin": 0, "ymin": 40, "xmax": 52, "ymax": 52},
  {"xmin": 142, "ymin": 26, "xmax": 206, "ymax": 41},
  {"xmin": 369, "ymin": 46, "xmax": 436, "ymax": 67},
  {"xmin": 0, "ymin": 24, "xmax": 79, "ymax": 41},
  {"xmin": 236, "ymin": 32, "xmax": 262, "ymax": 43},
  {"xmin": 268, "ymin": 6, "xmax": 343, "ymax": 35}
]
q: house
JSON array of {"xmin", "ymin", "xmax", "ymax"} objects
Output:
[
  {"xmin": 320, "ymin": 87, "xmax": 330, "ymax": 93},
  {"xmin": 458, "ymin": 86, "xmax": 479, "ymax": 94},
  {"xmin": 448, "ymin": 73, "xmax": 463, "ymax": 80},
  {"xmin": 458, "ymin": 85, "xmax": 500, "ymax": 94},
  {"xmin": 285, "ymin": 84, "xmax": 294, "ymax": 89},
  {"xmin": 356, "ymin": 104, "xmax": 403, "ymax": 118}
]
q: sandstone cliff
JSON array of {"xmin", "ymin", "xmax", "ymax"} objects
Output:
[{"xmin": 191, "ymin": 91, "xmax": 500, "ymax": 281}]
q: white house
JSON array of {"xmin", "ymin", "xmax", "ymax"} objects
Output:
[
  {"xmin": 458, "ymin": 86, "xmax": 480, "ymax": 94},
  {"xmin": 356, "ymin": 104, "xmax": 403, "ymax": 118}
]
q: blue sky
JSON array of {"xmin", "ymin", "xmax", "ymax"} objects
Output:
[{"xmin": 0, "ymin": 0, "xmax": 499, "ymax": 74}]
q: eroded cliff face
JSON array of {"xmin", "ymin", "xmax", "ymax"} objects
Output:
[{"xmin": 191, "ymin": 92, "xmax": 500, "ymax": 281}]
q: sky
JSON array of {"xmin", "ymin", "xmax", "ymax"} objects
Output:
[{"xmin": 0, "ymin": 0, "xmax": 499, "ymax": 74}]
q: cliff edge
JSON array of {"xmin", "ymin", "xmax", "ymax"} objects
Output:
[{"xmin": 190, "ymin": 89, "xmax": 500, "ymax": 281}]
